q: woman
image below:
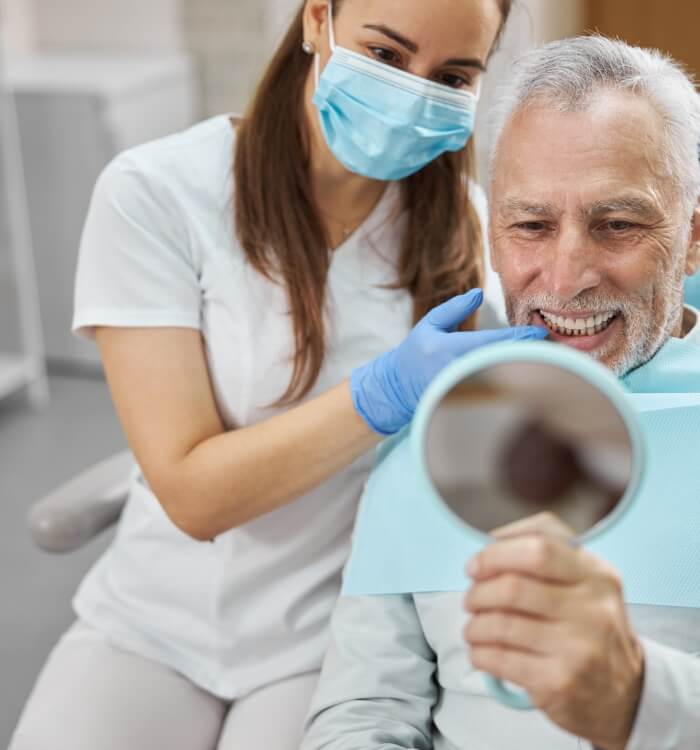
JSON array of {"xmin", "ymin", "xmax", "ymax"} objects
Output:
[{"xmin": 11, "ymin": 0, "xmax": 544, "ymax": 748}]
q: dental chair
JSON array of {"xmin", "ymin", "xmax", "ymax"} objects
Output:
[{"xmin": 28, "ymin": 451, "xmax": 134, "ymax": 553}]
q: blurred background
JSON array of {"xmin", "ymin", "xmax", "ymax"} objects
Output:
[{"xmin": 0, "ymin": 0, "xmax": 698, "ymax": 744}]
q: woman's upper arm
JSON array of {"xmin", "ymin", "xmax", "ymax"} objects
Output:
[
  {"xmin": 74, "ymin": 150, "xmax": 222, "ymax": 524},
  {"xmin": 95, "ymin": 326, "xmax": 225, "ymax": 516},
  {"xmin": 73, "ymin": 154, "xmax": 202, "ymax": 341}
]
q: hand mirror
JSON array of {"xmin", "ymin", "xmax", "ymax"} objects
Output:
[{"xmin": 412, "ymin": 342, "xmax": 645, "ymax": 709}]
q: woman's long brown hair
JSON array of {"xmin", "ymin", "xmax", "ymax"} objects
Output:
[{"xmin": 235, "ymin": 0, "xmax": 512, "ymax": 404}]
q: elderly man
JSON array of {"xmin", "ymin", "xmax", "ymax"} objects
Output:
[{"xmin": 301, "ymin": 36, "xmax": 700, "ymax": 750}]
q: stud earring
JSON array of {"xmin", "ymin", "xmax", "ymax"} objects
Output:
[{"xmin": 302, "ymin": 41, "xmax": 315, "ymax": 55}]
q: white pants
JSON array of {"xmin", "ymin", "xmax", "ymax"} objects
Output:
[{"xmin": 10, "ymin": 621, "xmax": 319, "ymax": 750}]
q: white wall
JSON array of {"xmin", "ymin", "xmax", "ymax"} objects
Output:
[
  {"xmin": 1, "ymin": 0, "xmax": 36, "ymax": 55},
  {"xmin": 180, "ymin": 0, "xmax": 301, "ymax": 117},
  {"xmin": 31, "ymin": 0, "xmax": 185, "ymax": 53},
  {"xmin": 265, "ymin": 0, "xmax": 301, "ymax": 49},
  {"xmin": 182, "ymin": 0, "xmax": 266, "ymax": 116},
  {"xmin": 528, "ymin": 0, "xmax": 584, "ymax": 42}
]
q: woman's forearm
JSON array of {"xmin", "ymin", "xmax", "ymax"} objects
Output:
[{"xmin": 167, "ymin": 381, "xmax": 380, "ymax": 539}]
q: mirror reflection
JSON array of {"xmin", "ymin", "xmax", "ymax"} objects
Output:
[{"xmin": 425, "ymin": 361, "xmax": 634, "ymax": 537}]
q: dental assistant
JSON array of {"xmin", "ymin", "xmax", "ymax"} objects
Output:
[{"xmin": 11, "ymin": 2, "xmax": 545, "ymax": 749}]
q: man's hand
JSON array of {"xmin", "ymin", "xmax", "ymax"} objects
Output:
[{"xmin": 463, "ymin": 518, "xmax": 644, "ymax": 750}]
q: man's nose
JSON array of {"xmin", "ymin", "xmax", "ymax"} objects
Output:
[{"xmin": 544, "ymin": 226, "xmax": 602, "ymax": 300}]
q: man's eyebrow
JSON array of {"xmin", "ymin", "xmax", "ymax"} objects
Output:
[
  {"xmin": 362, "ymin": 23, "xmax": 486, "ymax": 69},
  {"xmin": 585, "ymin": 196, "xmax": 660, "ymax": 217},
  {"xmin": 499, "ymin": 199, "xmax": 559, "ymax": 217}
]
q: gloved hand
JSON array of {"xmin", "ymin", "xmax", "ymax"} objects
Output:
[{"xmin": 351, "ymin": 289, "xmax": 548, "ymax": 435}]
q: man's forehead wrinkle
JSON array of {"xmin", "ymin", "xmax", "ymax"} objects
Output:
[
  {"xmin": 498, "ymin": 193, "xmax": 667, "ymax": 222},
  {"xmin": 584, "ymin": 195, "xmax": 661, "ymax": 218},
  {"xmin": 499, "ymin": 198, "xmax": 560, "ymax": 217}
]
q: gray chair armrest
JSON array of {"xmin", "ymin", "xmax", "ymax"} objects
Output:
[{"xmin": 29, "ymin": 450, "xmax": 135, "ymax": 553}]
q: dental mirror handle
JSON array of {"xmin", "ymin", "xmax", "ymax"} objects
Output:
[
  {"xmin": 483, "ymin": 675, "xmax": 533, "ymax": 710},
  {"xmin": 483, "ymin": 538, "xmax": 582, "ymax": 711}
]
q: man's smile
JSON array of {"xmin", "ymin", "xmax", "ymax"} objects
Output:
[{"xmin": 532, "ymin": 309, "xmax": 622, "ymax": 352}]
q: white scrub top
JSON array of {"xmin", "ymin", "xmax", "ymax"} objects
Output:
[{"xmin": 71, "ymin": 114, "xmax": 504, "ymax": 700}]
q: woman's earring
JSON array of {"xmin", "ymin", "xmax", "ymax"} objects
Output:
[{"xmin": 302, "ymin": 41, "xmax": 315, "ymax": 55}]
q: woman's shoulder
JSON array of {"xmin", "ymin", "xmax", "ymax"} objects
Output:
[
  {"xmin": 100, "ymin": 114, "xmax": 238, "ymax": 207},
  {"xmin": 122, "ymin": 113, "xmax": 236, "ymax": 166},
  {"xmin": 83, "ymin": 115, "xmax": 243, "ymax": 278}
]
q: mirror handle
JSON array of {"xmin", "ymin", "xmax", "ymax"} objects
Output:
[{"xmin": 483, "ymin": 674, "xmax": 533, "ymax": 710}]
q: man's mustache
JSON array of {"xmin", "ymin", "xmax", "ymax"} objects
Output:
[{"xmin": 511, "ymin": 293, "xmax": 636, "ymax": 320}]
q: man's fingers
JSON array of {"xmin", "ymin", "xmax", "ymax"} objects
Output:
[
  {"xmin": 469, "ymin": 644, "xmax": 545, "ymax": 694},
  {"xmin": 464, "ymin": 571, "xmax": 567, "ymax": 618},
  {"xmin": 464, "ymin": 611, "xmax": 559, "ymax": 656},
  {"xmin": 492, "ymin": 512, "xmax": 577, "ymax": 542},
  {"xmin": 467, "ymin": 534, "xmax": 586, "ymax": 584}
]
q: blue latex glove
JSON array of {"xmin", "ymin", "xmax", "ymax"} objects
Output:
[{"xmin": 351, "ymin": 289, "xmax": 548, "ymax": 435}]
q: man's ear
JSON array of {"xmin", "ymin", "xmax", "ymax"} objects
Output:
[
  {"xmin": 685, "ymin": 197, "xmax": 700, "ymax": 277},
  {"xmin": 302, "ymin": 1, "xmax": 330, "ymax": 54}
]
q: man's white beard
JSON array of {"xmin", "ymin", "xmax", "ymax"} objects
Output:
[{"xmin": 506, "ymin": 279, "xmax": 684, "ymax": 377}]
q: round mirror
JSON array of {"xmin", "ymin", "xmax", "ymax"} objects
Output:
[
  {"xmin": 422, "ymin": 348, "xmax": 642, "ymax": 544},
  {"xmin": 416, "ymin": 343, "xmax": 645, "ymax": 710}
]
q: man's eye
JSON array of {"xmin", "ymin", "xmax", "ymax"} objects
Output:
[
  {"xmin": 369, "ymin": 46, "xmax": 400, "ymax": 65},
  {"xmin": 516, "ymin": 222, "xmax": 547, "ymax": 232},
  {"xmin": 605, "ymin": 220, "xmax": 634, "ymax": 232},
  {"xmin": 439, "ymin": 73, "xmax": 471, "ymax": 90}
]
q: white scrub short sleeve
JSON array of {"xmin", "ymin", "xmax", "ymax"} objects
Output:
[{"xmin": 73, "ymin": 154, "xmax": 201, "ymax": 340}]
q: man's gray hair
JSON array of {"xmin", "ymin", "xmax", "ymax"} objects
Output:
[{"xmin": 489, "ymin": 35, "xmax": 700, "ymax": 214}]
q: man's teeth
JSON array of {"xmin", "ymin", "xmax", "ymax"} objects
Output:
[{"xmin": 540, "ymin": 311, "xmax": 616, "ymax": 336}]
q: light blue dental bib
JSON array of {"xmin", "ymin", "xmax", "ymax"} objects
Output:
[
  {"xmin": 343, "ymin": 337, "xmax": 700, "ymax": 608},
  {"xmin": 685, "ymin": 274, "xmax": 700, "ymax": 311}
]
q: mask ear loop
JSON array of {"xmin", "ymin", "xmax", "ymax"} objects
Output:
[
  {"xmin": 315, "ymin": 0, "xmax": 336, "ymax": 88},
  {"xmin": 327, "ymin": 0, "xmax": 337, "ymax": 52}
]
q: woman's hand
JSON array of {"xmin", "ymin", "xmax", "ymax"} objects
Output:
[{"xmin": 350, "ymin": 289, "xmax": 548, "ymax": 435}]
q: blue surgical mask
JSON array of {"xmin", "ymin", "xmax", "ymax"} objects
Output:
[{"xmin": 312, "ymin": 2, "xmax": 480, "ymax": 181}]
